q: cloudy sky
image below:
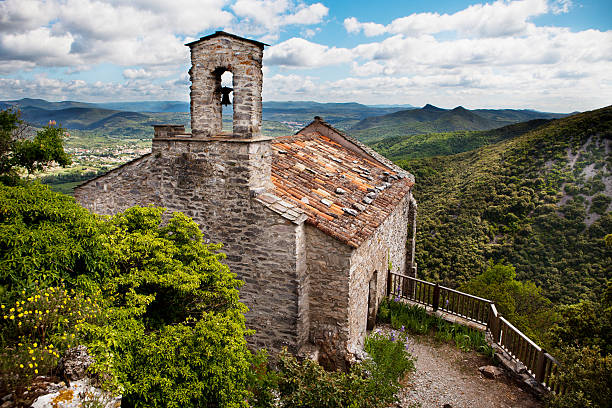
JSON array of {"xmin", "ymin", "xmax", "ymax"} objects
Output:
[{"xmin": 0, "ymin": 0, "xmax": 610, "ymax": 112}]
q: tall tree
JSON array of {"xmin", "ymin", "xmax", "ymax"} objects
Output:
[{"xmin": 0, "ymin": 108, "xmax": 71, "ymax": 185}]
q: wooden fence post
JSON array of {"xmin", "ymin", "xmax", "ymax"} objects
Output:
[
  {"xmin": 432, "ymin": 284, "xmax": 440, "ymax": 311},
  {"xmin": 535, "ymin": 349, "xmax": 547, "ymax": 384},
  {"xmin": 488, "ymin": 304, "xmax": 501, "ymax": 343}
]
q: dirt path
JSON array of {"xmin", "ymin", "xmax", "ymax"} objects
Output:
[{"xmin": 396, "ymin": 333, "xmax": 542, "ymax": 408}]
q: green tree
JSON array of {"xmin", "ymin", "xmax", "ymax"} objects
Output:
[
  {"xmin": 460, "ymin": 262, "xmax": 557, "ymax": 343},
  {"xmin": 0, "ymin": 109, "xmax": 70, "ymax": 185},
  {"xmin": 546, "ymin": 282, "xmax": 612, "ymax": 408},
  {"xmin": 0, "ymin": 184, "xmax": 252, "ymax": 407},
  {"xmin": 548, "ymin": 281, "xmax": 612, "ymax": 356}
]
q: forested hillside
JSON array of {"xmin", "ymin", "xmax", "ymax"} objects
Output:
[
  {"xmin": 397, "ymin": 106, "xmax": 612, "ymax": 304},
  {"xmin": 370, "ymin": 119, "xmax": 551, "ymax": 161}
]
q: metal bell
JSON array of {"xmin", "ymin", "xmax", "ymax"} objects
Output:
[{"xmin": 220, "ymin": 86, "xmax": 233, "ymax": 106}]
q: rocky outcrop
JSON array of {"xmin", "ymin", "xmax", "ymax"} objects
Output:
[{"xmin": 29, "ymin": 346, "xmax": 121, "ymax": 408}]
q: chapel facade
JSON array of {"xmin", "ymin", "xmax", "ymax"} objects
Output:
[{"xmin": 74, "ymin": 31, "xmax": 417, "ymax": 369}]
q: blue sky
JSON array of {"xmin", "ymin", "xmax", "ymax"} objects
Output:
[{"xmin": 0, "ymin": 0, "xmax": 610, "ymax": 112}]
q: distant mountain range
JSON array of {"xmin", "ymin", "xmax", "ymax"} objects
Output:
[
  {"xmin": 1, "ymin": 98, "xmax": 568, "ymax": 141},
  {"xmin": 0, "ymin": 98, "xmax": 407, "ymax": 131},
  {"xmin": 350, "ymin": 104, "xmax": 568, "ymax": 143}
]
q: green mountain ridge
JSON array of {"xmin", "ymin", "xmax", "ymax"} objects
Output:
[
  {"xmin": 395, "ymin": 106, "xmax": 612, "ymax": 304},
  {"xmin": 370, "ymin": 118, "xmax": 552, "ymax": 161},
  {"xmin": 351, "ymin": 104, "xmax": 567, "ymax": 143}
]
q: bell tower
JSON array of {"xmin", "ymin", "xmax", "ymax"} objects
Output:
[{"xmin": 186, "ymin": 31, "xmax": 267, "ymax": 138}]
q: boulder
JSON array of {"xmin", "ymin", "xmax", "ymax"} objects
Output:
[
  {"xmin": 30, "ymin": 347, "xmax": 121, "ymax": 408},
  {"xmin": 56, "ymin": 345, "xmax": 94, "ymax": 382},
  {"xmin": 479, "ymin": 365, "xmax": 505, "ymax": 379}
]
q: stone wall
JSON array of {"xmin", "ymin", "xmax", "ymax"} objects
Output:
[
  {"xmin": 75, "ymin": 138, "xmax": 307, "ymax": 354},
  {"xmin": 347, "ymin": 190, "xmax": 412, "ymax": 353},
  {"xmin": 188, "ymin": 35, "xmax": 263, "ymax": 138},
  {"xmin": 304, "ymin": 225, "xmax": 353, "ymax": 369},
  {"xmin": 406, "ymin": 196, "xmax": 418, "ymax": 277}
]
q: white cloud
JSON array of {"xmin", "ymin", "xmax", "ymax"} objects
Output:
[
  {"xmin": 283, "ymin": 2, "xmax": 328, "ymax": 25},
  {"xmin": 0, "ymin": 0, "xmax": 327, "ymax": 71},
  {"xmin": 265, "ymin": 37, "xmax": 352, "ymax": 67},
  {"xmin": 0, "ymin": 74, "xmax": 189, "ymax": 102},
  {"xmin": 262, "ymin": 73, "xmax": 317, "ymax": 98},
  {"xmin": 343, "ymin": 17, "xmax": 386, "ymax": 37},
  {"xmin": 551, "ymin": 0, "xmax": 573, "ymax": 14},
  {"xmin": 229, "ymin": 0, "xmax": 328, "ymax": 42},
  {"xmin": 345, "ymin": 0, "xmax": 564, "ymax": 38},
  {"xmin": 0, "ymin": 0, "xmax": 59, "ymax": 34},
  {"xmin": 123, "ymin": 68, "xmax": 177, "ymax": 79}
]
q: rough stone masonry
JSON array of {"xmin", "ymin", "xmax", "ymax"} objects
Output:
[{"xmin": 75, "ymin": 31, "xmax": 417, "ymax": 369}]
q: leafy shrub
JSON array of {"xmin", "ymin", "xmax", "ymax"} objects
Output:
[
  {"xmin": 246, "ymin": 350, "xmax": 278, "ymax": 408},
  {"xmin": 248, "ymin": 331, "xmax": 416, "ymax": 408},
  {"xmin": 545, "ymin": 346, "xmax": 612, "ymax": 408},
  {"xmin": 364, "ymin": 330, "xmax": 416, "ymax": 396},
  {"xmin": 590, "ymin": 194, "xmax": 611, "ymax": 215},
  {"xmin": 0, "ymin": 284, "xmax": 104, "ymax": 391},
  {"xmin": 545, "ymin": 281, "xmax": 612, "ymax": 408},
  {"xmin": 0, "ymin": 184, "xmax": 253, "ymax": 407},
  {"xmin": 119, "ymin": 314, "xmax": 251, "ymax": 408},
  {"xmin": 0, "ymin": 183, "xmax": 111, "ymax": 297},
  {"xmin": 459, "ymin": 262, "xmax": 557, "ymax": 344}
]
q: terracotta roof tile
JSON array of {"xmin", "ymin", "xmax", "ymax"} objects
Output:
[{"xmin": 268, "ymin": 131, "xmax": 414, "ymax": 248}]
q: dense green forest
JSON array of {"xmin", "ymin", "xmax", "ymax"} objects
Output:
[{"xmin": 394, "ymin": 106, "xmax": 611, "ymax": 304}]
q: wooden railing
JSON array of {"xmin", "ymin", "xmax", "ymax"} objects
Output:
[
  {"xmin": 387, "ymin": 271, "xmax": 560, "ymax": 392},
  {"xmin": 387, "ymin": 272, "xmax": 492, "ymax": 326}
]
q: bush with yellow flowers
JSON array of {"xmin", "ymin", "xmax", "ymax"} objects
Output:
[
  {"xmin": 1, "ymin": 185, "xmax": 253, "ymax": 407},
  {"xmin": 0, "ymin": 284, "xmax": 104, "ymax": 390}
]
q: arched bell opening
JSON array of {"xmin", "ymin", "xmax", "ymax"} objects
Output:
[
  {"xmin": 211, "ymin": 67, "xmax": 234, "ymax": 135},
  {"xmin": 219, "ymin": 70, "xmax": 234, "ymax": 134}
]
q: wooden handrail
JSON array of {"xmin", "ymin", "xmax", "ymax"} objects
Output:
[
  {"xmin": 387, "ymin": 271, "xmax": 560, "ymax": 393},
  {"xmin": 440, "ymin": 285, "xmax": 493, "ymax": 304},
  {"xmin": 499, "ymin": 316, "xmax": 542, "ymax": 351}
]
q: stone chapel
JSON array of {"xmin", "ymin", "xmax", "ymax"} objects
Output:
[{"xmin": 74, "ymin": 31, "xmax": 417, "ymax": 369}]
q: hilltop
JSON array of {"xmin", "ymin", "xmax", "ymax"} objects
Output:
[
  {"xmin": 370, "ymin": 119, "xmax": 552, "ymax": 161},
  {"xmin": 351, "ymin": 104, "xmax": 566, "ymax": 143},
  {"xmin": 395, "ymin": 106, "xmax": 612, "ymax": 304}
]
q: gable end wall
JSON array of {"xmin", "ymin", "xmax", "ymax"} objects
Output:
[{"xmin": 74, "ymin": 141, "xmax": 307, "ymax": 354}]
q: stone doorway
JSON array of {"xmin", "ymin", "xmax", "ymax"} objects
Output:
[{"xmin": 367, "ymin": 271, "xmax": 377, "ymax": 330}]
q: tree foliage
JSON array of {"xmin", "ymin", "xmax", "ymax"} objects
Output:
[
  {"xmin": 545, "ymin": 282, "xmax": 612, "ymax": 408},
  {"xmin": 0, "ymin": 109, "xmax": 70, "ymax": 185},
  {"xmin": 460, "ymin": 262, "xmax": 557, "ymax": 343},
  {"xmin": 0, "ymin": 184, "xmax": 251, "ymax": 407}
]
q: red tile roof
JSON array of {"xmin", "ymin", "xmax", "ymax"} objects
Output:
[{"xmin": 264, "ymin": 130, "xmax": 413, "ymax": 248}]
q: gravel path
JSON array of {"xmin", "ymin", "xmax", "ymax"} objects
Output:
[{"xmin": 395, "ymin": 333, "xmax": 542, "ymax": 408}]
